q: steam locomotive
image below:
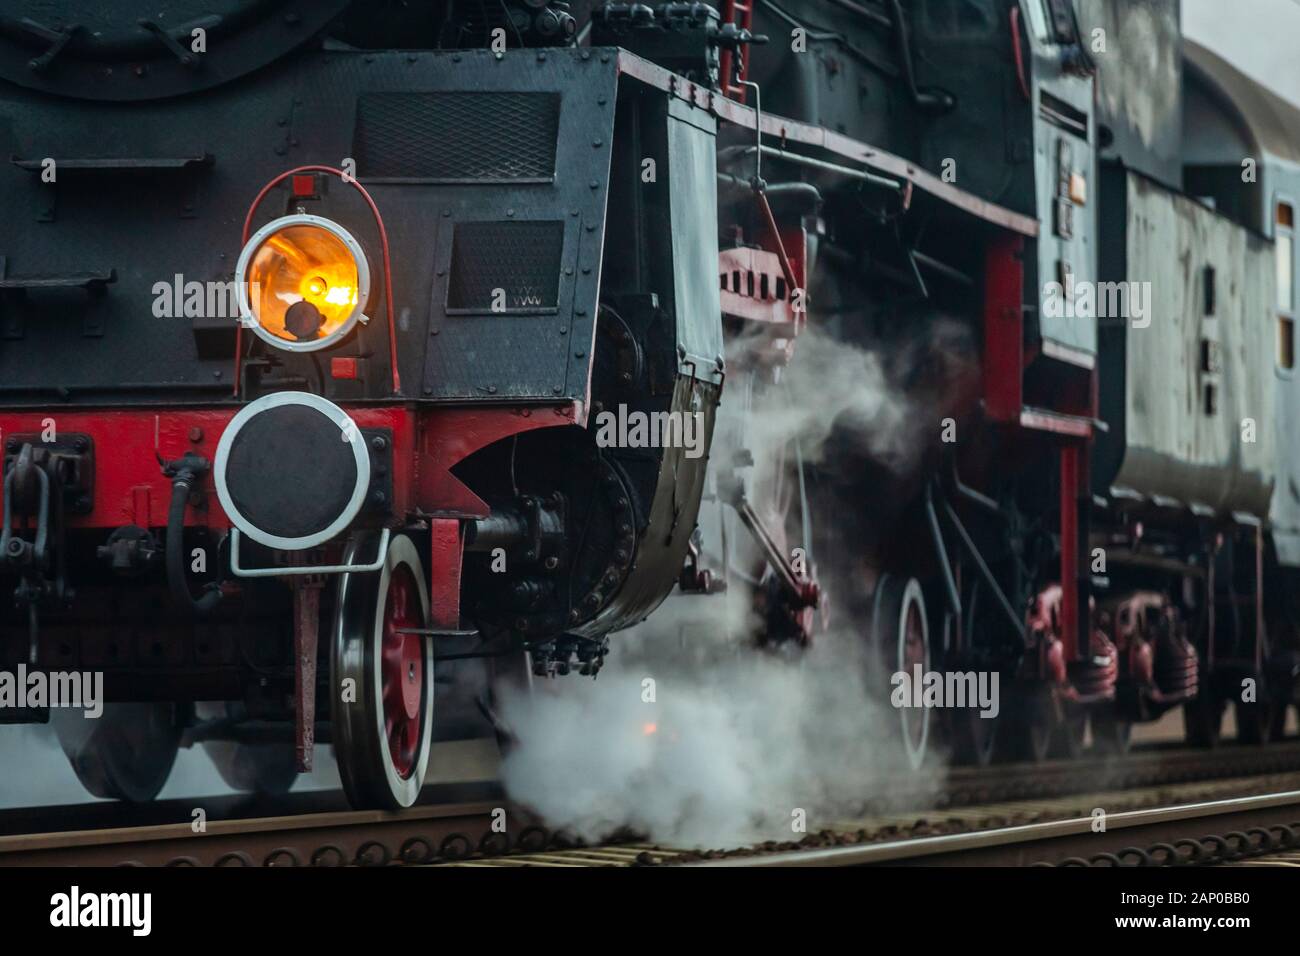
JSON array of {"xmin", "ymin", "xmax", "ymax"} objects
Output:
[{"xmin": 0, "ymin": 0, "xmax": 1296, "ymax": 810}]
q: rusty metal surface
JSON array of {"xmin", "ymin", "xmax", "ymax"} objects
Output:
[
  {"xmin": 691, "ymin": 789, "xmax": 1300, "ymax": 867},
  {"xmin": 930, "ymin": 740, "xmax": 1300, "ymax": 808},
  {"xmin": 0, "ymin": 800, "xmax": 524, "ymax": 867},
  {"xmin": 1077, "ymin": 0, "xmax": 1184, "ymax": 191},
  {"xmin": 293, "ymin": 578, "xmax": 323, "ymax": 773},
  {"xmin": 1110, "ymin": 171, "xmax": 1276, "ymax": 517},
  {"xmin": 10, "ymin": 742, "xmax": 1300, "ymax": 867},
  {"xmin": 440, "ymin": 771, "xmax": 1300, "ymax": 867}
]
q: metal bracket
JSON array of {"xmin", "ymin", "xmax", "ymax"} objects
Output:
[
  {"xmin": 229, "ymin": 527, "xmax": 390, "ymax": 578},
  {"xmin": 12, "ymin": 154, "xmax": 212, "ymax": 222},
  {"xmin": 716, "ymin": 460, "xmax": 818, "ymax": 611}
]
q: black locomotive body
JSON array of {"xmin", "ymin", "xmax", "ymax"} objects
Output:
[{"xmin": 0, "ymin": 1, "xmax": 1297, "ymax": 809}]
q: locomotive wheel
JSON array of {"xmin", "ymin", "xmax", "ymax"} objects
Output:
[
  {"xmin": 1091, "ymin": 712, "xmax": 1134, "ymax": 755},
  {"xmin": 872, "ymin": 574, "xmax": 930, "ymax": 770},
  {"xmin": 1005, "ymin": 687, "xmax": 1057, "ymax": 763},
  {"xmin": 950, "ymin": 707, "xmax": 999, "ymax": 766},
  {"xmin": 52, "ymin": 703, "xmax": 182, "ymax": 803},
  {"xmin": 202, "ymin": 704, "xmax": 298, "ymax": 796},
  {"xmin": 942, "ymin": 588, "xmax": 1001, "ymax": 766},
  {"xmin": 1235, "ymin": 698, "xmax": 1281, "ymax": 745},
  {"xmin": 1271, "ymin": 702, "xmax": 1293, "ymax": 741},
  {"xmin": 1052, "ymin": 710, "xmax": 1088, "ymax": 760},
  {"xmin": 332, "ymin": 532, "xmax": 435, "ymax": 809},
  {"xmin": 1183, "ymin": 694, "xmax": 1225, "ymax": 748}
]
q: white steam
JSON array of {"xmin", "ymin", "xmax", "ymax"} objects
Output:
[
  {"xmin": 745, "ymin": 325, "xmax": 921, "ymax": 475},
  {"xmin": 497, "ymin": 325, "xmax": 962, "ymax": 848},
  {"xmin": 496, "ymin": 610, "xmax": 934, "ymax": 848}
]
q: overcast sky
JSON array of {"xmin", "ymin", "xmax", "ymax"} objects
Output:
[{"xmin": 1183, "ymin": 0, "xmax": 1300, "ymax": 106}]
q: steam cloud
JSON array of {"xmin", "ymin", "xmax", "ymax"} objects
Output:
[
  {"xmin": 497, "ymin": 605, "xmax": 940, "ymax": 848},
  {"xmin": 496, "ymin": 323, "xmax": 967, "ymax": 848}
]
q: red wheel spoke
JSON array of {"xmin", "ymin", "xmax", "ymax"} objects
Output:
[{"xmin": 379, "ymin": 565, "xmax": 424, "ymax": 779}]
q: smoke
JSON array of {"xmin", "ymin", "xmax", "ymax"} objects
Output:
[
  {"xmin": 496, "ymin": 320, "xmax": 972, "ymax": 848},
  {"xmin": 496, "ymin": 604, "xmax": 938, "ymax": 848},
  {"xmin": 742, "ymin": 325, "xmax": 920, "ymax": 476}
]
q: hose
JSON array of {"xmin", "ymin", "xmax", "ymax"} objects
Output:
[{"xmin": 164, "ymin": 455, "xmax": 223, "ymax": 615}]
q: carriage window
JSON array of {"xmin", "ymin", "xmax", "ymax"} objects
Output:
[{"xmin": 1280, "ymin": 317, "xmax": 1295, "ymax": 371}]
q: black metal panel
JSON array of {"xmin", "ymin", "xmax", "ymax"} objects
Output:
[
  {"xmin": 0, "ymin": 46, "xmax": 618, "ymax": 406},
  {"xmin": 446, "ymin": 220, "xmax": 564, "ymax": 312},
  {"xmin": 0, "ymin": 58, "xmax": 306, "ymax": 404},
  {"xmin": 0, "ymin": 0, "xmax": 352, "ymax": 102},
  {"xmin": 279, "ymin": 48, "xmax": 617, "ymax": 403},
  {"xmin": 745, "ymin": 0, "xmax": 908, "ymax": 160},
  {"xmin": 915, "ymin": 0, "xmax": 1033, "ymax": 214},
  {"xmin": 424, "ymin": 213, "xmax": 580, "ymax": 400},
  {"xmin": 1092, "ymin": 160, "xmax": 1130, "ymax": 496},
  {"xmin": 374, "ymin": 49, "xmax": 619, "ymax": 403},
  {"xmin": 353, "ymin": 91, "xmax": 560, "ymax": 184}
]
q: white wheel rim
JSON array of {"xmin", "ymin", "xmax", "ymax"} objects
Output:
[{"xmin": 896, "ymin": 578, "xmax": 930, "ymax": 770}]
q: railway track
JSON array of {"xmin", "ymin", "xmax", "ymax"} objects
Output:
[
  {"xmin": 438, "ymin": 771, "xmax": 1300, "ymax": 867},
  {"xmin": 884, "ymin": 739, "xmax": 1300, "ymax": 810},
  {"xmin": 688, "ymin": 789, "xmax": 1300, "ymax": 868},
  {"xmin": 6, "ymin": 742, "xmax": 1300, "ymax": 867},
  {"xmin": 0, "ymin": 798, "xmax": 532, "ymax": 867}
]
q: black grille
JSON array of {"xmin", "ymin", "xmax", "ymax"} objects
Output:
[
  {"xmin": 446, "ymin": 221, "xmax": 563, "ymax": 313},
  {"xmin": 353, "ymin": 92, "xmax": 559, "ymax": 182}
]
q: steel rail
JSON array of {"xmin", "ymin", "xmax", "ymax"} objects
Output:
[
  {"xmin": 0, "ymin": 799, "xmax": 525, "ymax": 867},
  {"xmin": 7, "ymin": 743, "xmax": 1300, "ymax": 866},
  {"xmin": 688, "ymin": 790, "xmax": 1300, "ymax": 867}
]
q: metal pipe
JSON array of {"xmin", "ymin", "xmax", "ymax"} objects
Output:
[
  {"xmin": 739, "ymin": 79, "xmax": 762, "ymax": 183},
  {"xmin": 166, "ymin": 464, "xmax": 223, "ymax": 615},
  {"xmin": 228, "ymin": 527, "xmax": 390, "ymax": 578},
  {"xmin": 734, "ymin": 496, "xmax": 804, "ymax": 600},
  {"xmin": 939, "ymin": 493, "xmax": 1026, "ymax": 643},
  {"xmin": 951, "ymin": 464, "xmax": 1001, "ymax": 515},
  {"xmin": 716, "ymin": 173, "xmax": 824, "ymax": 210},
  {"xmin": 724, "ymin": 144, "xmax": 904, "ymax": 191},
  {"xmin": 925, "ymin": 483, "xmax": 961, "ymax": 619},
  {"xmin": 464, "ymin": 510, "xmax": 530, "ymax": 552},
  {"xmin": 911, "ymin": 249, "xmax": 974, "ymax": 288}
]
